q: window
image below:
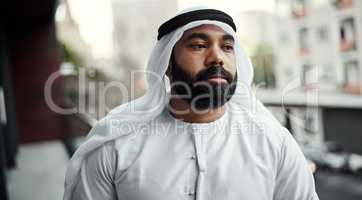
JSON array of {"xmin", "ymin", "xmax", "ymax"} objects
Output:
[
  {"xmin": 316, "ymin": 26, "xmax": 329, "ymax": 42},
  {"xmin": 340, "ymin": 18, "xmax": 357, "ymax": 52},
  {"xmin": 334, "ymin": 0, "xmax": 353, "ymax": 9},
  {"xmin": 298, "ymin": 28, "xmax": 309, "ymax": 54},
  {"xmin": 301, "ymin": 64, "xmax": 312, "ymax": 87},
  {"xmin": 292, "ymin": 0, "xmax": 307, "ymax": 18},
  {"xmin": 279, "ymin": 32, "xmax": 290, "ymax": 46},
  {"xmin": 343, "ymin": 60, "xmax": 360, "ymax": 85},
  {"xmin": 343, "ymin": 60, "xmax": 361, "ymax": 94}
]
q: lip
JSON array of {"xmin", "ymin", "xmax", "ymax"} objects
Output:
[
  {"xmin": 207, "ymin": 76, "xmax": 228, "ymax": 83},
  {"xmin": 208, "ymin": 75, "xmax": 227, "ymax": 79}
]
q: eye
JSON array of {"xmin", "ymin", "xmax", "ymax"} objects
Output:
[
  {"xmin": 223, "ymin": 44, "xmax": 234, "ymax": 52},
  {"xmin": 189, "ymin": 43, "xmax": 207, "ymax": 50}
]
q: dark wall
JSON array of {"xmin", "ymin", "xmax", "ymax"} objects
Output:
[
  {"xmin": 323, "ymin": 108, "xmax": 362, "ymax": 154},
  {"xmin": 4, "ymin": 0, "xmax": 68, "ymax": 143}
]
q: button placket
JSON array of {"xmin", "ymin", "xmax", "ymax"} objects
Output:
[
  {"xmin": 192, "ymin": 125, "xmax": 207, "ymax": 200},
  {"xmin": 185, "ymin": 126, "xmax": 198, "ymax": 199},
  {"xmin": 194, "ymin": 130, "xmax": 206, "ymax": 173},
  {"xmin": 186, "ymin": 166, "xmax": 198, "ymax": 199},
  {"xmin": 187, "ymin": 191, "xmax": 196, "ymax": 197},
  {"xmin": 184, "ymin": 185, "xmax": 196, "ymax": 199}
]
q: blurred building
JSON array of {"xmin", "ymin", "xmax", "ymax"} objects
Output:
[
  {"xmin": 254, "ymin": 0, "xmax": 362, "ymax": 154},
  {"xmin": 274, "ymin": 0, "xmax": 362, "ymax": 94},
  {"xmin": 54, "ymin": 0, "xmax": 179, "ymax": 117},
  {"xmin": 111, "ymin": 0, "xmax": 178, "ymax": 98},
  {"xmin": 236, "ymin": 10, "xmax": 292, "ymax": 89},
  {"xmin": 249, "ymin": 5, "xmax": 362, "ymax": 198},
  {"xmin": 56, "ymin": 0, "xmax": 93, "ymax": 67},
  {"xmin": 236, "ymin": 11, "xmax": 279, "ymax": 49}
]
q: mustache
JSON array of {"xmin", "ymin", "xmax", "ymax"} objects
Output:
[{"xmin": 194, "ymin": 65, "xmax": 233, "ymax": 83}]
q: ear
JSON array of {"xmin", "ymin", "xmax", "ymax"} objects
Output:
[
  {"xmin": 166, "ymin": 63, "xmax": 171, "ymax": 77},
  {"xmin": 166, "ymin": 53, "xmax": 174, "ymax": 79}
]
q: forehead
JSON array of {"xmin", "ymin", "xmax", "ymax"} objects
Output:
[{"xmin": 179, "ymin": 24, "xmax": 232, "ymax": 41}]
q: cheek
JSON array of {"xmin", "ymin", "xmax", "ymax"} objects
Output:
[
  {"xmin": 177, "ymin": 53, "xmax": 205, "ymax": 76},
  {"xmin": 225, "ymin": 54, "xmax": 237, "ymax": 75}
]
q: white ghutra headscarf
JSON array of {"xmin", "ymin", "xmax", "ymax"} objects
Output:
[{"xmin": 63, "ymin": 7, "xmax": 281, "ymax": 200}]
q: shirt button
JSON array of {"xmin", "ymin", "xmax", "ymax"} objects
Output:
[
  {"xmin": 187, "ymin": 191, "xmax": 195, "ymax": 196},
  {"xmin": 190, "ymin": 155, "xmax": 196, "ymax": 160}
]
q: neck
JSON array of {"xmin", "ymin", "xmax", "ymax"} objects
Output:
[{"xmin": 168, "ymin": 97, "xmax": 225, "ymax": 123}]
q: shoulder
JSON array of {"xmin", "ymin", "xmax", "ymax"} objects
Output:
[
  {"xmin": 230, "ymin": 108, "xmax": 290, "ymax": 151},
  {"xmin": 85, "ymin": 113, "xmax": 167, "ymax": 175},
  {"xmin": 240, "ymin": 109, "xmax": 307, "ymax": 170},
  {"xmin": 86, "ymin": 140, "xmax": 116, "ymax": 163},
  {"xmin": 87, "ymin": 111, "xmax": 163, "ymax": 156},
  {"xmin": 82, "ymin": 139, "xmax": 117, "ymax": 182},
  {"xmin": 91, "ymin": 112, "xmax": 158, "ymax": 138}
]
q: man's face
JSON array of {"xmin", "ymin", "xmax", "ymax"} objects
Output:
[{"xmin": 168, "ymin": 24, "xmax": 237, "ymax": 111}]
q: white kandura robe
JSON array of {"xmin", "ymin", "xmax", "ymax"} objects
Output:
[{"xmin": 72, "ymin": 107, "xmax": 319, "ymax": 200}]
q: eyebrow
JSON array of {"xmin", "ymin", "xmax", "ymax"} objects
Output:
[
  {"xmin": 223, "ymin": 34, "xmax": 235, "ymax": 42},
  {"xmin": 185, "ymin": 33, "xmax": 209, "ymax": 42},
  {"xmin": 184, "ymin": 32, "xmax": 235, "ymax": 43}
]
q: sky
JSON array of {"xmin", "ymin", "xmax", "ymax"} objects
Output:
[{"xmin": 61, "ymin": 0, "xmax": 275, "ymax": 59}]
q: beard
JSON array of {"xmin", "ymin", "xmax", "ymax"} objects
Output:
[{"xmin": 170, "ymin": 56, "xmax": 237, "ymax": 111}]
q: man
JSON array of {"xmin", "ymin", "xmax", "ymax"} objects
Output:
[{"xmin": 64, "ymin": 7, "xmax": 319, "ymax": 200}]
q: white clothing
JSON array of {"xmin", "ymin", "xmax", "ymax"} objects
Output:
[
  {"xmin": 64, "ymin": 7, "xmax": 319, "ymax": 200},
  {"xmin": 72, "ymin": 108, "xmax": 319, "ymax": 200}
]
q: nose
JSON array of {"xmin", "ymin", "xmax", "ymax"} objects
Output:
[{"xmin": 205, "ymin": 45, "xmax": 224, "ymax": 66}]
